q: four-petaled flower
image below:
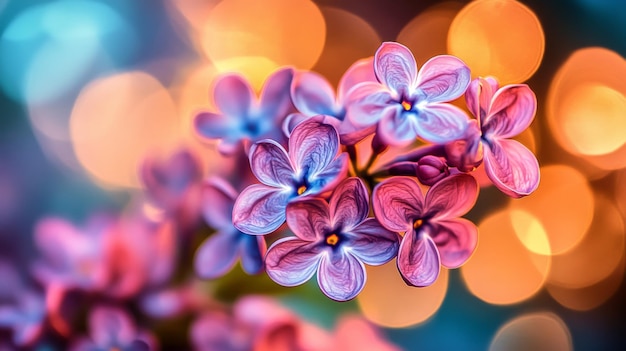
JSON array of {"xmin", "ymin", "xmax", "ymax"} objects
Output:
[
  {"xmin": 373, "ymin": 174, "xmax": 478, "ymax": 287},
  {"xmin": 348, "ymin": 42, "xmax": 471, "ymax": 146},
  {"xmin": 233, "ymin": 117, "xmax": 348, "ymax": 235},
  {"xmin": 265, "ymin": 177, "xmax": 400, "ymax": 301}
]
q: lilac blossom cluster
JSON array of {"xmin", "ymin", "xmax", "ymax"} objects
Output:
[{"xmin": 193, "ymin": 42, "xmax": 540, "ymax": 301}]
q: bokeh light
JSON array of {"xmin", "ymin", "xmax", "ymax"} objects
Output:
[
  {"xmin": 489, "ymin": 312, "xmax": 572, "ymax": 351},
  {"xmin": 357, "ymin": 260, "xmax": 448, "ymax": 328},
  {"xmin": 448, "ymin": 0, "xmax": 544, "ymax": 84}
]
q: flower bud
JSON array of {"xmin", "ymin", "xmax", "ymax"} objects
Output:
[{"xmin": 416, "ymin": 156, "xmax": 449, "ymax": 186}]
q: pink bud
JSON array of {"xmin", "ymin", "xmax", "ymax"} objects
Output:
[{"xmin": 416, "ymin": 156, "xmax": 449, "ymax": 186}]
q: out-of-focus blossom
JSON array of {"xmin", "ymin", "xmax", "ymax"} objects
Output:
[
  {"xmin": 454, "ymin": 77, "xmax": 539, "ymax": 197},
  {"xmin": 70, "ymin": 306, "xmax": 157, "ymax": 351},
  {"xmin": 233, "ymin": 117, "xmax": 348, "ymax": 235},
  {"xmin": 331, "ymin": 315, "xmax": 401, "ymax": 351},
  {"xmin": 195, "ymin": 178, "xmax": 266, "ymax": 279},
  {"xmin": 347, "ymin": 42, "xmax": 471, "ymax": 146},
  {"xmin": 373, "ymin": 174, "xmax": 478, "ymax": 286},
  {"xmin": 285, "ymin": 58, "xmax": 377, "ymax": 144},
  {"xmin": 194, "ymin": 68, "xmax": 295, "ymax": 154},
  {"xmin": 265, "ymin": 178, "xmax": 399, "ymax": 301}
]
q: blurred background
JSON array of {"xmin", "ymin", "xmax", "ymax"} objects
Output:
[{"xmin": 1, "ymin": 0, "xmax": 625, "ymax": 350}]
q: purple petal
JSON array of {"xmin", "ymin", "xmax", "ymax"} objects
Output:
[
  {"xmin": 194, "ymin": 111, "xmax": 237, "ymax": 140},
  {"xmin": 414, "ymin": 103, "xmax": 470, "ymax": 144},
  {"xmin": 213, "ymin": 74, "xmax": 255, "ymax": 119},
  {"xmin": 232, "ymin": 184, "xmax": 291, "ymax": 235},
  {"xmin": 140, "ymin": 149, "xmax": 202, "ymax": 207},
  {"xmin": 483, "ymin": 138, "xmax": 540, "ymax": 198},
  {"xmin": 317, "ymin": 253, "xmax": 366, "ymax": 301},
  {"xmin": 465, "ymin": 77, "xmax": 498, "ymax": 121},
  {"xmin": 374, "ymin": 42, "xmax": 417, "ymax": 96},
  {"xmin": 90, "ymin": 307, "xmax": 136, "ymax": 347},
  {"xmin": 372, "ymin": 176, "xmax": 424, "ymax": 232},
  {"xmin": 265, "ymin": 237, "xmax": 322, "ymax": 287},
  {"xmin": 376, "ymin": 106, "xmax": 418, "ymax": 146},
  {"xmin": 249, "ymin": 140, "xmax": 294, "ymax": 187},
  {"xmin": 286, "ymin": 197, "xmax": 330, "ymax": 241},
  {"xmin": 425, "ymin": 174, "xmax": 478, "ymax": 219},
  {"xmin": 345, "ymin": 218, "xmax": 400, "ymax": 266},
  {"xmin": 330, "ymin": 177, "xmax": 369, "ymax": 230},
  {"xmin": 307, "ymin": 152, "xmax": 348, "ymax": 194},
  {"xmin": 239, "ymin": 234, "xmax": 267, "ymax": 275},
  {"xmin": 337, "ymin": 57, "xmax": 377, "ymax": 104},
  {"xmin": 430, "ymin": 219, "xmax": 477, "ymax": 269},
  {"xmin": 397, "ymin": 229, "xmax": 440, "ymax": 287},
  {"xmin": 201, "ymin": 178, "xmax": 237, "ymax": 229},
  {"xmin": 345, "ymin": 82, "xmax": 395, "ymax": 127},
  {"xmin": 194, "ymin": 230, "xmax": 239, "ymax": 279},
  {"xmin": 259, "ymin": 67, "xmax": 296, "ymax": 120},
  {"xmin": 337, "ymin": 121, "xmax": 377, "ymax": 145},
  {"xmin": 291, "ymin": 71, "xmax": 339, "ymax": 116},
  {"xmin": 415, "ymin": 55, "xmax": 471, "ymax": 103},
  {"xmin": 482, "ymin": 84, "xmax": 537, "ymax": 139},
  {"xmin": 289, "ymin": 118, "xmax": 340, "ymax": 179},
  {"xmin": 282, "ymin": 112, "xmax": 309, "ymax": 137}
]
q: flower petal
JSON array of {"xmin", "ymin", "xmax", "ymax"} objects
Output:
[
  {"xmin": 291, "ymin": 71, "xmax": 339, "ymax": 116},
  {"xmin": 337, "ymin": 57, "xmax": 377, "ymax": 104},
  {"xmin": 345, "ymin": 218, "xmax": 400, "ymax": 266},
  {"xmin": 372, "ymin": 176, "xmax": 424, "ymax": 233},
  {"xmin": 194, "ymin": 230, "xmax": 239, "ymax": 279},
  {"xmin": 345, "ymin": 82, "xmax": 395, "ymax": 127},
  {"xmin": 307, "ymin": 152, "xmax": 348, "ymax": 195},
  {"xmin": 415, "ymin": 55, "xmax": 471, "ymax": 103},
  {"xmin": 397, "ymin": 229, "xmax": 440, "ymax": 287},
  {"xmin": 201, "ymin": 178, "xmax": 237, "ymax": 229},
  {"xmin": 483, "ymin": 84, "xmax": 537, "ymax": 139},
  {"xmin": 259, "ymin": 67, "xmax": 296, "ymax": 119},
  {"xmin": 414, "ymin": 103, "xmax": 469, "ymax": 144},
  {"xmin": 90, "ymin": 307, "xmax": 136, "ymax": 347},
  {"xmin": 374, "ymin": 42, "xmax": 417, "ymax": 96},
  {"xmin": 239, "ymin": 234, "xmax": 267, "ymax": 275},
  {"xmin": 286, "ymin": 197, "xmax": 331, "ymax": 241},
  {"xmin": 317, "ymin": 253, "xmax": 366, "ymax": 301},
  {"xmin": 194, "ymin": 111, "xmax": 238, "ymax": 140},
  {"xmin": 232, "ymin": 184, "xmax": 291, "ymax": 235},
  {"xmin": 465, "ymin": 77, "xmax": 498, "ymax": 121},
  {"xmin": 377, "ymin": 106, "xmax": 418, "ymax": 146},
  {"xmin": 483, "ymin": 138, "xmax": 540, "ymax": 198},
  {"xmin": 265, "ymin": 237, "xmax": 322, "ymax": 287},
  {"xmin": 289, "ymin": 117, "xmax": 340, "ymax": 179},
  {"xmin": 249, "ymin": 140, "xmax": 295, "ymax": 187},
  {"xmin": 430, "ymin": 219, "xmax": 478, "ymax": 269},
  {"xmin": 213, "ymin": 74, "xmax": 255, "ymax": 119},
  {"xmin": 425, "ymin": 174, "xmax": 478, "ymax": 219},
  {"xmin": 330, "ymin": 177, "xmax": 370, "ymax": 230}
]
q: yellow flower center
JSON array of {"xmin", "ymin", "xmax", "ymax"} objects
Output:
[
  {"xmin": 326, "ymin": 233, "xmax": 339, "ymax": 246},
  {"xmin": 297, "ymin": 185, "xmax": 307, "ymax": 195},
  {"xmin": 413, "ymin": 219, "xmax": 423, "ymax": 230},
  {"xmin": 401, "ymin": 100, "xmax": 412, "ymax": 111}
]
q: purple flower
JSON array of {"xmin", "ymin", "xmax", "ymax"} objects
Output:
[
  {"xmin": 347, "ymin": 42, "xmax": 471, "ymax": 146},
  {"xmin": 194, "ymin": 67, "xmax": 294, "ymax": 154},
  {"xmin": 373, "ymin": 174, "xmax": 478, "ymax": 287},
  {"xmin": 195, "ymin": 178, "xmax": 266, "ymax": 279},
  {"xmin": 284, "ymin": 58, "xmax": 377, "ymax": 144},
  {"xmin": 232, "ymin": 117, "xmax": 348, "ymax": 235},
  {"xmin": 459, "ymin": 77, "xmax": 539, "ymax": 198},
  {"xmin": 265, "ymin": 177, "xmax": 400, "ymax": 301},
  {"xmin": 70, "ymin": 306, "xmax": 157, "ymax": 351}
]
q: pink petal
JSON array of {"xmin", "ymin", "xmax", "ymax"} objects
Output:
[
  {"xmin": 288, "ymin": 117, "xmax": 340, "ymax": 178},
  {"xmin": 374, "ymin": 42, "xmax": 417, "ymax": 96},
  {"xmin": 414, "ymin": 103, "xmax": 469, "ymax": 144},
  {"xmin": 483, "ymin": 138, "xmax": 540, "ymax": 198},
  {"xmin": 265, "ymin": 237, "xmax": 322, "ymax": 287},
  {"xmin": 232, "ymin": 184, "xmax": 291, "ymax": 235},
  {"xmin": 291, "ymin": 71, "xmax": 339, "ymax": 116},
  {"xmin": 372, "ymin": 177, "xmax": 424, "ymax": 233},
  {"xmin": 397, "ymin": 229, "xmax": 440, "ymax": 287},
  {"xmin": 346, "ymin": 218, "xmax": 400, "ymax": 266},
  {"xmin": 286, "ymin": 197, "xmax": 331, "ymax": 241},
  {"xmin": 259, "ymin": 67, "xmax": 295, "ymax": 119},
  {"xmin": 416, "ymin": 55, "xmax": 471, "ymax": 103},
  {"xmin": 194, "ymin": 231, "xmax": 239, "ymax": 279},
  {"xmin": 201, "ymin": 178, "xmax": 237, "ymax": 229},
  {"xmin": 330, "ymin": 177, "xmax": 369, "ymax": 230},
  {"xmin": 337, "ymin": 57, "xmax": 377, "ymax": 104},
  {"xmin": 465, "ymin": 77, "xmax": 498, "ymax": 121},
  {"xmin": 345, "ymin": 82, "xmax": 395, "ymax": 127},
  {"xmin": 483, "ymin": 84, "xmax": 537, "ymax": 139},
  {"xmin": 430, "ymin": 218, "xmax": 477, "ymax": 269},
  {"xmin": 317, "ymin": 253, "xmax": 366, "ymax": 301},
  {"xmin": 425, "ymin": 174, "xmax": 478, "ymax": 219},
  {"xmin": 213, "ymin": 74, "xmax": 255, "ymax": 118},
  {"xmin": 249, "ymin": 140, "xmax": 295, "ymax": 187}
]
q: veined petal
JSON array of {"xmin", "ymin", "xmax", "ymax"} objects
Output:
[
  {"xmin": 483, "ymin": 138, "xmax": 540, "ymax": 198},
  {"xmin": 291, "ymin": 71, "xmax": 339, "ymax": 116},
  {"xmin": 289, "ymin": 118, "xmax": 340, "ymax": 179},
  {"xmin": 239, "ymin": 234, "xmax": 267, "ymax": 275},
  {"xmin": 465, "ymin": 77, "xmax": 498, "ymax": 121},
  {"xmin": 372, "ymin": 177, "xmax": 424, "ymax": 233},
  {"xmin": 425, "ymin": 174, "xmax": 478, "ymax": 220},
  {"xmin": 194, "ymin": 230, "xmax": 239, "ymax": 279},
  {"xmin": 430, "ymin": 218, "xmax": 477, "ymax": 269},
  {"xmin": 308, "ymin": 152, "xmax": 349, "ymax": 194},
  {"xmin": 201, "ymin": 178, "xmax": 237, "ymax": 229},
  {"xmin": 374, "ymin": 42, "xmax": 417, "ymax": 96},
  {"xmin": 345, "ymin": 82, "xmax": 395, "ymax": 127},
  {"xmin": 483, "ymin": 84, "xmax": 537, "ymax": 139},
  {"xmin": 249, "ymin": 140, "xmax": 294, "ymax": 187},
  {"xmin": 416, "ymin": 55, "xmax": 470, "ymax": 103},
  {"xmin": 397, "ymin": 229, "xmax": 440, "ymax": 287},
  {"xmin": 317, "ymin": 252, "xmax": 366, "ymax": 301},
  {"xmin": 414, "ymin": 103, "xmax": 469, "ymax": 144},
  {"xmin": 194, "ymin": 111, "xmax": 238, "ymax": 140},
  {"xmin": 330, "ymin": 177, "xmax": 369, "ymax": 230},
  {"xmin": 337, "ymin": 121, "xmax": 376, "ymax": 145},
  {"xmin": 259, "ymin": 67, "xmax": 296, "ymax": 119},
  {"xmin": 345, "ymin": 218, "xmax": 400, "ymax": 266},
  {"xmin": 265, "ymin": 237, "xmax": 322, "ymax": 287},
  {"xmin": 232, "ymin": 184, "xmax": 291, "ymax": 235},
  {"xmin": 286, "ymin": 198, "xmax": 331, "ymax": 241},
  {"xmin": 213, "ymin": 74, "xmax": 255, "ymax": 119},
  {"xmin": 338, "ymin": 57, "xmax": 376, "ymax": 104},
  {"xmin": 377, "ymin": 106, "xmax": 418, "ymax": 146}
]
